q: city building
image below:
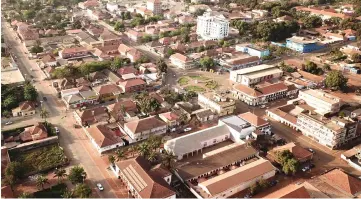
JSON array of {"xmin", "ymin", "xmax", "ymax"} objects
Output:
[
  {"xmin": 86, "ymin": 124, "xmax": 125, "ymax": 153},
  {"xmin": 74, "ymin": 106, "xmax": 109, "ymax": 126},
  {"xmin": 12, "ymin": 101, "xmax": 36, "ymax": 117},
  {"xmin": 106, "ymin": 2, "xmax": 119, "ymax": 12},
  {"xmin": 147, "ymin": 0, "xmax": 162, "ymax": 15},
  {"xmin": 286, "ymin": 36, "xmax": 324, "ymax": 53},
  {"xmin": 112, "ymin": 156, "xmax": 176, "ymax": 199},
  {"xmin": 229, "ymin": 64, "xmax": 283, "ymax": 86},
  {"xmin": 238, "ymin": 112, "xmax": 271, "ymax": 135},
  {"xmin": 99, "ymin": 30, "xmax": 122, "ymax": 46},
  {"xmin": 169, "ymin": 53, "xmax": 195, "ymax": 69},
  {"xmin": 92, "ymin": 84, "xmax": 122, "ymax": 102},
  {"xmin": 19, "ymin": 123, "xmax": 48, "ymax": 142},
  {"xmin": 198, "ymin": 92, "xmax": 236, "ymax": 116},
  {"xmin": 219, "ymin": 56, "xmax": 261, "ymax": 71},
  {"xmin": 196, "ymin": 11, "xmax": 229, "ymax": 40},
  {"xmin": 269, "ymin": 142, "xmax": 313, "ymax": 163},
  {"xmin": 297, "ymin": 111, "xmax": 358, "ymax": 149},
  {"xmin": 235, "ymin": 44, "xmax": 270, "ymax": 58},
  {"xmin": 118, "ymin": 78, "xmax": 146, "ymax": 93},
  {"xmin": 233, "ymin": 82, "xmax": 297, "ymax": 106},
  {"xmin": 341, "ymin": 143, "xmax": 361, "ymax": 172},
  {"xmin": 298, "ymin": 89, "xmax": 342, "ymax": 115},
  {"xmin": 1, "ymin": 58, "xmax": 25, "ymax": 85},
  {"xmin": 59, "ymin": 47, "xmax": 91, "ymax": 59},
  {"xmin": 158, "ymin": 112, "xmax": 180, "ymax": 129},
  {"xmin": 122, "ymin": 116, "xmax": 167, "ymax": 143}
]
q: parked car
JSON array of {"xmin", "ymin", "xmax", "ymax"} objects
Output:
[
  {"xmin": 54, "ymin": 127, "xmax": 60, "ymax": 134},
  {"xmin": 170, "ymin": 128, "xmax": 176, "ymax": 133},
  {"xmin": 5, "ymin": 121, "xmax": 13, "ymax": 125},
  {"xmin": 184, "ymin": 127, "xmax": 192, "ymax": 132},
  {"xmin": 302, "ymin": 166, "xmax": 310, "ymax": 172},
  {"xmin": 260, "ymin": 105, "xmax": 266, "ymax": 109},
  {"xmin": 96, "ymin": 183, "xmax": 104, "ymax": 191},
  {"xmin": 308, "ymin": 148, "xmax": 315, "ymax": 154}
]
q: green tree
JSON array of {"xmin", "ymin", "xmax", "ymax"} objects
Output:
[
  {"xmin": 304, "ymin": 61, "xmax": 318, "ymax": 74},
  {"xmin": 275, "ymin": 150, "xmax": 293, "ymax": 166},
  {"xmin": 30, "ymin": 45, "xmax": 44, "ymax": 54},
  {"xmin": 161, "ymin": 150, "xmax": 177, "ymax": 169},
  {"xmin": 61, "ymin": 190, "xmax": 73, "ymax": 198},
  {"xmin": 282, "ymin": 158, "xmax": 300, "ymax": 175},
  {"xmin": 23, "ymin": 9, "xmax": 36, "ymax": 20},
  {"xmin": 222, "ymin": 41, "xmax": 230, "ymax": 47},
  {"xmin": 3, "ymin": 95, "xmax": 18, "ymax": 109},
  {"xmin": 166, "ymin": 48, "xmax": 174, "ymax": 57},
  {"xmin": 115, "ymin": 149, "xmax": 125, "ymax": 162},
  {"xmin": 193, "ymin": 9, "xmax": 206, "ymax": 16},
  {"xmin": 36, "ymin": 175, "xmax": 49, "ymax": 190},
  {"xmin": 142, "ymin": 34, "xmax": 152, "ymax": 43},
  {"xmin": 325, "ymin": 71, "xmax": 348, "ymax": 91},
  {"xmin": 351, "ymin": 53, "xmax": 361, "ymax": 63},
  {"xmin": 108, "ymin": 155, "xmax": 116, "ymax": 166},
  {"xmin": 323, "ymin": 63, "xmax": 331, "ymax": 71},
  {"xmin": 199, "ymin": 56, "xmax": 215, "ymax": 70},
  {"xmin": 147, "ymin": 151, "xmax": 157, "ymax": 162},
  {"xmin": 138, "ymin": 142, "xmax": 150, "ymax": 157},
  {"xmin": 179, "ymin": 113, "xmax": 189, "ymax": 125},
  {"xmin": 72, "ymin": 20, "xmax": 82, "ymax": 29},
  {"xmin": 156, "ymin": 59, "xmax": 168, "ymax": 74},
  {"xmin": 4, "ymin": 162, "xmax": 25, "ymax": 188},
  {"xmin": 68, "ymin": 166, "xmax": 87, "ymax": 185},
  {"xmin": 54, "ymin": 168, "xmax": 67, "ymax": 183},
  {"xmin": 110, "ymin": 57, "xmax": 124, "ymax": 71},
  {"xmin": 302, "ymin": 15, "xmax": 323, "ymax": 28},
  {"xmin": 113, "ymin": 21, "xmax": 125, "ymax": 32},
  {"xmin": 249, "ymin": 181, "xmax": 261, "ymax": 195},
  {"xmin": 18, "ymin": 192, "xmax": 33, "ymax": 198},
  {"xmin": 73, "ymin": 183, "xmax": 92, "ymax": 198},
  {"xmin": 23, "ymin": 83, "xmax": 38, "ymax": 101},
  {"xmin": 40, "ymin": 107, "xmax": 49, "ymax": 121}
]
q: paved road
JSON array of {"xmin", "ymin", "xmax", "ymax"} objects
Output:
[{"xmin": 2, "ymin": 21, "xmax": 128, "ymax": 198}]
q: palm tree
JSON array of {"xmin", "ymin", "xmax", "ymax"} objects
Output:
[
  {"xmin": 138, "ymin": 142, "xmax": 150, "ymax": 158},
  {"xmin": 61, "ymin": 190, "xmax": 73, "ymax": 198},
  {"xmin": 108, "ymin": 154, "xmax": 116, "ymax": 166},
  {"xmin": 129, "ymin": 145, "xmax": 137, "ymax": 157},
  {"xmin": 162, "ymin": 150, "xmax": 177, "ymax": 169},
  {"xmin": 36, "ymin": 175, "xmax": 49, "ymax": 190},
  {"xmin": 54, "ymin": 168, "xmax": 67, "ymax": 184},
  {"xmin": 147, "ymin": 151, "xmax": 157, "ymax": 163},
  {"xmin": 40, "ymin": 107, "xmax": 49, "ymax": 121},
  {"xmin": 115, "ymin": 149, "xmax": 125, "ymax": 162}
]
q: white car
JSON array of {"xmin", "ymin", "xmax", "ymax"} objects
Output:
[
  {"xmin": 308, "ymin": 148, "xmax": 315, "ymax": 154},
  {"xmin": 55, "ymin": 127, "xmax": 60, "ymax": 134},
  {"xmin": 184, "ymin": 127, "xmax": 192, "ymax": 132},
  {"xmin": 260, "ymin": 105, "xmax": 266, "ymax": 109},
  {"xmin": 96, "ymin": 183, "xmax": 104, "ymax": 191},
  {"xmin": 5, "ymin": 121, "xmax": 13, "ymax": 125}
]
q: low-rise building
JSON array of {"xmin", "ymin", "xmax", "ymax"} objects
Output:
[
  {"xmin": 269, "ymin": 142, "xmax": 313, "ymax": 163},
  {"xmin": 286, "ymin": 36, "xmax": 324, "ymax": 53},
  {"xmin": 341, "ymin": 143, "xmax": 361, "ymax": 172},
  {"xmin": 158, "ymin": 112, "xmax": 180, "ymax": 129},
  {"xmin": 297, "ymin": 111, "xmax": 358, "ymax": 149},
  {"xmin": 220, "ymin": 56, "xmax": 261, "ymax": 71},
  {"xmin": 169, "ymin": 53, "xmax": 195, "ymax": 69},
  {"xmin": 1, "ymin": 58, "xmax": 25, "ymax": 85},
  {"xmin": 118, "ymin": 78, "xmax": 146, "ymax": 93},
  {"xmin": 298, "ymin": 89, "xmax": 342, "ymax": 115},
  {"xmin": 235, "ymin": 44, "xmax": 270, "ymax": 58},
  {"xmin": 122, "ymin": 116, "xmax": 167, "ymax": 143},
  {"xmin": 233, "ymin": 82, "xmax": 297, "ymax": 106},
  {"xmin": 93, "ymin": 83, "xmax": 122, "ymax": 102},
  {"xmin": 108, "ymin": 100, "xmax": 138, "ymax": 122},
  {"xmin": 12, "ymin": 101, "xmax": 36, "ymax": 117},
  {"xmin": 238, "ymin": 112, "xmax": 271, "ymax": 135},
  {"xmin": 74, "ymin": 106, "xmax": 109, "ymax": 126},
  {"xmin": 126, "ymin": 30, "xmax": 143, "ymax": 42},
  {"xmin": 198, "ymin": 92, "xmax": 236, "ymax": 116},
  {"xmin": 86, "ymin": 124, "xmax": 124, "ymax": 153},
  {"xmin": 20, "ymin": 123, "xmax": 48, "ymax": 142},
  {"xmin": 112, "ymin": 156, "xmax": 176, "ymax": 199},
  {"xmin": 38, "ymin": 54, "xmax": 57, "ymax": 68},
  {"xmin": 229, "ymin": 64, "xmax": 283, "ymax": 86},
  {"xmin": 59, "ymin": 47, "xmax": 91, "ymax": 59},
  {"xmin": 99, "ymin": 30, "xmax": 122, "ymax": 46}
]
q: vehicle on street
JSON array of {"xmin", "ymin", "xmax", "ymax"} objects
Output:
[
  {"xmin": 55, "ymin": 127, "xmax": 60, "ymax": 134},
  {"xmin": 184, "ymin": 127, "xmax": 192, "ymax": 132},
  {"xmin": 170, "ymin": 128, "xmax": 176, "ymax": 132},
  {"xmin": 260, "ymin": 105, "xmax": 266, "ymax": 109},
  {"xmin": 96, "ymin": 183, "xmax": 104, "ymax": 191},
  {"xmin": 43, "ymin": 96, "xmax": 47, "ymax": 101},
  {"xmin": 5, "ymin": 121, "xmax": 13, "ymax": 125},
  {"xmin": 302, "ymin": 166, "xmax": 310, "ymax": 172},
  {"xmin": 308, "ymin": 148, "xmax": 315, "ymax": 153}
]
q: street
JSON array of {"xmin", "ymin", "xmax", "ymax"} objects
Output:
[{"xmin": 2, "ymin": 21, "xmax": 128, "ymax": 198}]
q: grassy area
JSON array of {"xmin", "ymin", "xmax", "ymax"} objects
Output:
[
  {"xmin": 184, "ymin": 86, "xmax": 206, "ymax": 92},
  {"xmin": 33, "ymin": 183, "xmax": 67, "ymax": 198},
  {"xmin": 177, "ymin": 77, "xmax": 189, "ymax": 86},
  {"xmin": 205, "ymin": 80, "xmax": 218, "ymax": 90},
  {"xmin": 10, "ymin": 145, "xmax": 68, "ymax": 174},
  {"xmin": 188, "ymin": 75, "xmax": 209, "ymax": 81}
]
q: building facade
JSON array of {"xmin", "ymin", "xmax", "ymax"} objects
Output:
[
  {"xmin": 196, "ymin": 12, "xmax": 229, "ymax": 40},
  {"xmin": 198, "ymin": 92, "xmax": 236, "ymax": 116},
  {"xmin": 298, "ymin": 89, "xmax": 342, "ymax": 115},
  {"xmin": 147, "ymin": 0, "xmax": 162, "ymax": 15},
  {"xmin": 229, "ymin": 64, "xmax": 283, "ymax": 86},
  {"xmin": 286, "ymin": 36, "xmax": 324, "ymax": 53}
]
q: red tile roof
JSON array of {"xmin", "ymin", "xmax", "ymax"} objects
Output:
[
  {"xmin": 295, "ymin": 6, "xmax": 350, "ymax": 19},
  {"xmin": 62, "ymin": 47, "xmax": 89, "ymax": 54},
  {"xmin": 322, "ymin": 169, "xmax": 361, "ymax": 195},
  {"xmin": 124, "ymin": 116, "xmax": 166, "ymax": 134},
  {"xmin": 272, "ymin": 142, "xmax": 313, "ymax": 162},
  {"xmin": 94, "ymin": 84, "xmax": 121, "ymax": 95},
  {"xmin": 117, "ymin": 66, "xmax": 138, "ymax": 76},
  {"xmin": 170, "ymin": 53, "xmax": 190, "ymax": 63},
  {"xmin": 238, "ymin": 112, "xmax": 268, "ymax": 127},
  {"xmin": 119, "ymin": 78, "xmax": 145, "ymax": 88},
  {"xmin": 263, "ymin": 184, "xmax": 311, "ymax": 198},
  {"xmin": 159, "ymin": 112, "xmax": 179, "ymax": 121},
  {"xmin": 20, "ymin": 122, "xmax": 48, "ymax": 142},
  {"xmin": 87, "ymin": 125, "xmax": 123, "ymax": 148}
]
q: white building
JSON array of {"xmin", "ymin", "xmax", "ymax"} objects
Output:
[
  {"xmin": 229, "ymin": 64, "xmax": 283, "ymax": 86},
  {"xmin": 169, "ymin": 53, "xmax": 195, "ymax": 69},
  {"xmin": 106, "ymin": 2, "xmax": 119, "ymax": 12},
  {"xmin": 122, "ymin": 116, "xmax": 167, "ymax": 143},
  {"xmin": 86, "ymin": 124, "xmax": 125, "ymax": 154},
  {"xmin": 147, "ymin": 0, "xmax": 162, "ymax": 15},
  {"xmin": 297, "ymin": 111, "xmax": 358, "ymax": 149},
  {"xmin": 196, "ymin": 11, "xmax": 229, "ymax": 41},
  {"xmin": 298, "ymin": 89, "xmax": 342, "ymax": 115},
  {"xmin": 198, "ymin": 92, "xmax": 236, "ymax": 116}
]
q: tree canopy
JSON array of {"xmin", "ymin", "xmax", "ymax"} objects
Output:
[
  {"xmin": 24, "ymin": 83, "xmax": 38, "ymax": 101},
  {"xmin": 68, "ymin": 166, "xmax": 87, "ymax": 185},
  {"xmin": 199, "ymin": 56, "xmax": 216, "ymax": 70},
  {"xmin": 73, "ymin": 183, "xmax": 92, "ymax": 198},
  {"xmin": 325, "ymin": 71, "xmax": 348, "ymax": 91}
]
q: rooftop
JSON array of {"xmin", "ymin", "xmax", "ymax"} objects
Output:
[
  {"xmin": 300, "ymin": 89, "xmax": 341, "ymax": 104},
  {"xmin": 231, "ymin": 64, "xmax": 277, "ymax": 75},
  {"xmin": 238, "ymin": 112, "xmax": 269, "ymax": 127},
  {"xmin": 199, "ymin": 92, "xmax": 235, "ymax": 107}
]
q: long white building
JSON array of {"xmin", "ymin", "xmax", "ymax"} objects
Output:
[
  {"xmin": 298, "ymin": 89, "xmax": 342, "ymax": 115},
  {"xmin": 196, "ymin": 11, "xmax": 229, "ymax": 40}
]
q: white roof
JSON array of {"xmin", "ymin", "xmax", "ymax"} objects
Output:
[
  {"xmin": 122, "ymin": 73, "xmax": 137, "ymax": 80},
  {"xmin": 164, "ymin": 125, "xmax": 230, "ymax": 156},
  {"xmin": 231, "ymin": 64, "xmax": 276, "ymax": 75}
]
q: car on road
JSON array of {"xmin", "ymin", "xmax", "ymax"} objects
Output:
[
  {"xmin": 5, "ymin": 121, "xmax": 13, "ymax": 125},
  {"xmin": 184, "ymin": 127, "xmax": 192, "ymax": 132},
  {"xmin": 260, "ymin": 105, "xmax": 266, "ymax": 109},
  {"xmin": 96, "ymin": 183, "xmax": 104, "ymax": 191},
  {"xmin": 170, "ymin": 128, "xmax": 176, "ymax": 133},
  {"xmin": 302, "ymin": 166, "xmax": 310, "ymax": 172},
  {"xmin": 308, "ymin": 148, "xmax": 315, "ymax": 154},
  {"xmin": 55, "ymin": 127, "xmax": 60, "ymax": 134},
  {"xmin": 43, "ymin": 96, "xmax": 47, "ymax": 101}
]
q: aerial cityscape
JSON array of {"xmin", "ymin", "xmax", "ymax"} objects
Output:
[{"xmin": 1, "ymin": 0, "xmax": 361, "ymax": 197}]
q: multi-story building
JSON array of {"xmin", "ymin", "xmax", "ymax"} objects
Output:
[
  {"xmin": 238, "ymin": 112, "xmax": 271, "ymax": 135},
  {"xmin": 147, "ymin": 0, "xmax": 162, "ymax": 15},
  {"xmin": 196, "ymin": 11, "xmax": 229, "ymax": 40},
  {"xmin": 298, "ymin": 89, "xmax": 342, "ymax": 115},
  {"xmin": 198, "ymin": 92, "xmax": 236, "ymax": 116},
  {"xmin": 169, "ymin": 53, "xmax": 195, "ymax": 69},
  {"xmin": 297, "ymin": 111, "xmax": 358, "ymax": 149},
  {"xmin": 122, "ymin": 116, "xmax": 167, "ymax": 143},
  {"xmin": 229, "ymin": 64, "xmax": 283, "ymax": 86}
]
